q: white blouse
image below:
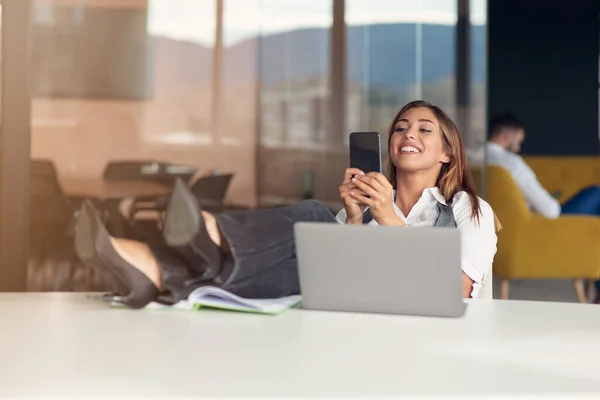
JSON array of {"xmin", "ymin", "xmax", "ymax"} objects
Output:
[{"xmin": 335, "ymin": 187, "xmax": 498, "ymax": 298}]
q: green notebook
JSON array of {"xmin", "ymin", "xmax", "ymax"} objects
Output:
[{"xmin": 111, "ymin": 287, "xmax": 301, "ymax": 315}]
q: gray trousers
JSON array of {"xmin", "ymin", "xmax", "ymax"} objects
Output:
[{"xmin": 152, "ymin": 200, "xmax": 337, "ymax": 302}]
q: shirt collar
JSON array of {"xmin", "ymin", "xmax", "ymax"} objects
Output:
[
  {"xmin": 425, "ymin": 187, "xmax": 447, "ymax": 205},
  {"xmin": 392, "ymin": 187, "xmax": 448, "ymax": 206}
]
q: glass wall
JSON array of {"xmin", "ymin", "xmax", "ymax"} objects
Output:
[
  {"xmin": 469, "ymin": 0, "xmax": 487, "ymax": 152},
  {"xmin": 0, "ymin": 0, "xmax": 490, "ymax": 290},
  {"xmin": 258, "ymin": 0, "xmax": 333, "ymax": 207},
  {"xmin": 257, "ymin": 0, "xmax": 472, "ymax": 209},
  {"xmin": 30, "ymin": 0, "xmax": 258, "ymax": 209},
  {"xmin": 346, "ymin": 0, "xmax": 458, "ymax": 161},
  {"xmin": 27, "ymin": 0, "xmax": 261, "ymax": 290}
]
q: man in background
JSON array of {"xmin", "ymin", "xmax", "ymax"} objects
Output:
[
  {"xmin": 469, "ymin": 112, "xmax": 600, "ymax": 303},
  {"xmin": 471, "ymin": 112, "xmax": 600, "ymax": 218}
]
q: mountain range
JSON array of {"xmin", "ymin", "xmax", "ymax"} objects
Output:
[
  {"xmin": 152, "ymin": 23, "xmax": 485, "ymax": 90},
  {"xmin": 32, "ymin": 22, "xmax": 485, "ymax": 99},
  {"xmin": 256, "ymin": 23, "xmax": 485, "ymax": 89}
]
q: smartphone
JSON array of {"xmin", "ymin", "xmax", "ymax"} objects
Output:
[{"xmin": 349, "ymin": 132, "xmax": 382, "ymax": 174}]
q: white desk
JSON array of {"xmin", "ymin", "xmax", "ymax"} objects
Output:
[{"xmin": 1, "ymin": 294, "xmax": 599, "ymax": 398}]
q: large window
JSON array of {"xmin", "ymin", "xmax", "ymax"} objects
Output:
[
  {"xmin": 346, "ymin": 0, "xmax": 458, "ymax": 146},
  {"xmin": 258, "ymin": 0, "xmax": 333, "ymax": 206},
  {"xmin": 257, "ymin": 0, "xmax": 487, "ymax": 208},
  {"xmin": 470, "ymin": 0, "xmax": 487, "ymax": 150},
  {"xmin": 30, "ymin": 0, "xmax": 260, "ymax": 214},
  {"xmin": 259, "ymin": 0, "xmax": 332, "ymax": 148}
]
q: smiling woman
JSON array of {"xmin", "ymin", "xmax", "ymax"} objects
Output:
[
  {"xmin": 338, "ymin": 100, "xmax": 500, "ymax": 298},
  {"xmin": 73, "ymin": 100, "xmax": 499, "ymax": 308}
]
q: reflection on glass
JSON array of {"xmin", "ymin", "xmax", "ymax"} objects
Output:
[
  {"xmin": 257, "ymin": 0, "xmax": 333, "ymax": 208},
  {"xmin": 470, "ymin": 0, "xmax": 487, "ymax": 150},
  {"xmin": 30, "ymin": 0, "xmax": 259, "ymax": 216},
  {"xmin": 221, "ymin": 0, "xmax": 260, "ymax": 144},
  {"xmin": 259, "ymin": 0, "xmax": 332, "ymax": 148},
  {"xmin": 145, "ymin": 0, "xmax": 216, "ymax": 144},
  {"xmin": 346, "ymin": 0, "xmax": 458, "ymax": 147}
]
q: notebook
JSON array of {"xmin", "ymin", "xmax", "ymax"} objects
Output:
[{"xmin": 109, "ymin": 286, "xmax": 301, "ymax": 315}]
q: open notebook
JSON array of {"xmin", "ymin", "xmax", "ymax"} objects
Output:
[{"xmin": 110, "ymin": 286, "xmax": 301, "ymax": 315}]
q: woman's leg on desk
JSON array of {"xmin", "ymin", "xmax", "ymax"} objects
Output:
[{"xmin": 74, "ymin": 182, "xmax": 337, "ymax": 308}]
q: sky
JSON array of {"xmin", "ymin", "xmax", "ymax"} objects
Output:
[{"xmin": 147, "ymin": 0, "xmax": 487, "ymax": 46}]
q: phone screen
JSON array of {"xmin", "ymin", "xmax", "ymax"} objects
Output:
[{"xmin": 349, "ymin": 132, "xmax": 382, "ymax": 174}]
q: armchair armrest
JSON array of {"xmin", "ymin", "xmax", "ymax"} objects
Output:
[{"xmin": 520, "ymin": 215, "xmax": 600, "ymax": 278}]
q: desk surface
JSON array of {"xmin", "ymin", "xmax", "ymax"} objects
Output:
[
  {"xmin": 1, "ymin": 294, "xmax": 599, "ymax": 398},
  {"xmin": 61, "ymin": 178, "xmax": 171, "ymax": 200}
]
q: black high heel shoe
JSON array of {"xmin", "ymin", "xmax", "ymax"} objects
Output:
[
  {"xmin": 162, "ymin": 180, "xmax": 222, "ymax": 281},
  {"xmin": 74, "ymin": 200, "xmax": 159, "ymax": 309}
]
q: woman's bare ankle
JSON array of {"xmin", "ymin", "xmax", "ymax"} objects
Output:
[
  {"xmin": 202, "ymin": 211, "xmax": 230, "ymax": 253},
  {"xmin": 109, "ymin": 237, "xmax": 164, "ymax": 291}
]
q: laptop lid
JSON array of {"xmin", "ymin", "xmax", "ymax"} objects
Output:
[{"xmin": 294, "ymin": 222, "xmax": 466, "ymax": 317}]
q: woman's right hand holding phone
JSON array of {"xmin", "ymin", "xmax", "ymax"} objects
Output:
[{"xmin": 339, "ymin": 168, "xmax": 367, "ymax": 224}]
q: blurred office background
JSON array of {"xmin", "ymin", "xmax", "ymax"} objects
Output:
[{"xmin": 0, "ymin": 0, "xmax": 597, "ymax": 302}]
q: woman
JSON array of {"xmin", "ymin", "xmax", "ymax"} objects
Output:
[{"xmin": 75, "ymin": 100, "xmax": 498, "ymax": 309}]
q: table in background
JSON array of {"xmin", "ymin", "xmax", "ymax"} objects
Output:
[
  {"xmin": 61, "ymin": 178, "xmax": 172, "ymax": 237},
  {"xmin": 60, "ymin": 178, "xmax": 171, "ymax": 200},
  {"xmin": 0, "ymin": 294, "xmax": 599, "ymax": 398}
]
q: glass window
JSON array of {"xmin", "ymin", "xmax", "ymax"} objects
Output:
[
  {"xmin": 30, "ymin": 0, "xmax": 258, "ymax": 217},
  {"xmin": 259, "ymin": 0, "xmax": 332, "ymax": 148},
  {"xmin": 346, "ymin": 0, "xmax": 458, "ymax": 148},
  {"xmin": 470, "ymin": 0, "xmax": 487, "ymax": 151},
  {"xmin": 258, "ymin": 0, "xmax": 333, "ymax": 207}
]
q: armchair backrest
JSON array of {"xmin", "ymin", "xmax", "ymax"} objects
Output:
[
  {"xmin": 471, "ymin": 165, "xmax": 534, "ymax": 277},
  {"xmin": 470, "ymin": 165, "xmax": 532, "ymax": 230},
  {"xmin": 485, "ymin": 166, "xmax": 533, "ymax": 226}
]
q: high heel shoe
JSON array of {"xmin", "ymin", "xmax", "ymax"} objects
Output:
[
  {"xmin": 163, "ymin": 179, "xmax": 222, "ymax": 281},
  {"xmin": 74, "ymin": 200, "xmax": 159, "ymax": 309}
]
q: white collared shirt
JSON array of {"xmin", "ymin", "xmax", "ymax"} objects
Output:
[
  {"xmin": 475, "ymin": 142, "xmax": 561, "ymax": 219},
  {"xmin": 335, "ymin": 187, "xmax": 498, "ymax": 299}
]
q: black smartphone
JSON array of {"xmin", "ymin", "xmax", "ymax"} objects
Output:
[{"xmin": 349, "ymin": 132, "xmax": 382, "ymax": 174}]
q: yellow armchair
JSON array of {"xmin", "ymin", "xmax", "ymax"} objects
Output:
[
  {"xmin": 523, "ymin": 157, "xmax": 600, "ymax": 203},
  {"xmin": 471, "ymin": 166, "xmax": 600, "ymax": 302}
]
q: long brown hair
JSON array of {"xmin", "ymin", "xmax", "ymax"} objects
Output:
[{"xmin": 387, "ymin": 100, "xmax": 492, "ymax": 226}]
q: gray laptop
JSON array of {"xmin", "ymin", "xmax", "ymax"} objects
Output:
[{"xmin": 294, "ymin": 222, "xmax": 467, "ymax": 318}]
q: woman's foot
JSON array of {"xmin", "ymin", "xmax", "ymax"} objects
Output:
[
  {"xmin": 75, "ymin": 200, "xmax": 160, "ymax": 309},
  {"xmin": 162, "ymin": 180, "xmax": 224, "ymax": 281},
  {"xmin": 110, "ymin": 238, "xmax": 163, "ymax": 291}
]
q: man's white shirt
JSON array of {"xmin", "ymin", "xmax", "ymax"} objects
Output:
[{"xmin": 468, "ymin": 142, "xmax": 561, "ymax": 219}]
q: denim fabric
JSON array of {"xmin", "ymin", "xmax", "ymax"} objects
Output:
[
  {"xmin": 561, "ymin": 186, "xmax": 600, "ymax": 217},
  {"xmin": 216, "ymin": 200, "xmax": 337, "ymax": 297},
  {"xmin": 151, "ymin": 200, "xmax": 337, "ymax": 301}
]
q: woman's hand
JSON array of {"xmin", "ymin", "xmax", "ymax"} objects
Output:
[
  {"xmin": 339, "ymin": 168, "xmax": 368, "ymax": 224},
  {"xmin": 351, "ymin": 172, "xmax": 404, "ymax": 226}
]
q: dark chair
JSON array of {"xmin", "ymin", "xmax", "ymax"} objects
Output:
[
  {"xmin": 189, "ymin": 173, "xmax": 234, "ymax": 213},
  {"xmin": 29, "ymin": 170, "xmax": 77, "ymax": 275},
  {"xmin": 29, "ymin": 170, "xmax": 114, "ymax": 292}
]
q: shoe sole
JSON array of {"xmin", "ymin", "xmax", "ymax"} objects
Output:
[{"xmin": 163, "ymin": 180, "xmax": 201, "ymax": 247}]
